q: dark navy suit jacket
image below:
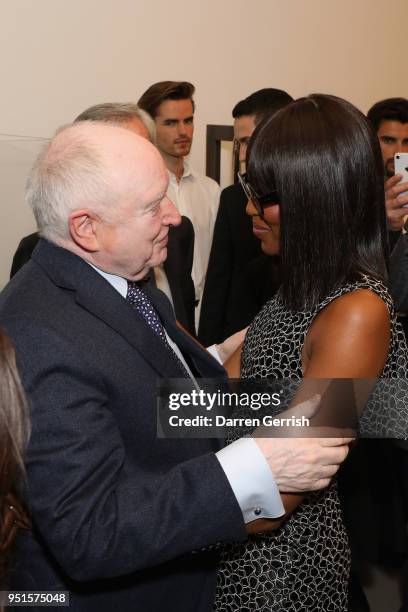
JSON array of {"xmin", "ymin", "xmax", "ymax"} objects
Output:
[{"xmin": 0, "ymin": 239, "xmax": 246, "ymax": 611}]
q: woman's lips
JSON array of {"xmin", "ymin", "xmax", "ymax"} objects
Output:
[{"xmin": 252, "ymin": 224, "xmax": 270, "ymax": 237}]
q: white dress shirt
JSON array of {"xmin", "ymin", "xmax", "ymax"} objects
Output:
[
  {"xmin": 91, "ymin": 266, "xmax": 285, "ymax": 522},
  {"xmin": 167, "ymin": 162, "xmax": 220, "ymax": 328}
]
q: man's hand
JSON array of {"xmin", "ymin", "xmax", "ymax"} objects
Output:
[
  {"xmin": 253, "ymin": 393, "xmax": 352, "ymax": 492},
  {"xmin": 254, "ymin": 435, "xmax": 350, "ymax": 492},
  {"xmin": 385, "ymin": 174, "xmax": 408, "ymax": 231},
  {"xmin": 215, "ymin": 327, "xmax": 248, "ymax": 364}
]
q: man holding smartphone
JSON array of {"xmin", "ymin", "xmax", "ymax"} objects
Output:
[
  {"xmin": 367, "ymin": 98, "xmax": 408, "ymax": 316},
  {"xmin": 367, "ymin": 97, "xmax": 408, "ymax": 231}
]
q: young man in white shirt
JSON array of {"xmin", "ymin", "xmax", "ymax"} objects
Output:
[{"xmin": 138, "ymin": 81, "xmax": 220, "ymax": 329}]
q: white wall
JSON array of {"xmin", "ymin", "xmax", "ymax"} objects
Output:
[{"xmin": 1, "ymin": 0, "xmax": 408, "ymax": 287}]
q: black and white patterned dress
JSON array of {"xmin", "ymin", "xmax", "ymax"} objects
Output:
[{"xmin": 215, "ymin": 275, "xmax": 408, "ymax": 611}]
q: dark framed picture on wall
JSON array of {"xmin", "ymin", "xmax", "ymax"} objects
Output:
[{"xmin": 206, "ymin": 124, "xmax": 238, "ymax": 188}]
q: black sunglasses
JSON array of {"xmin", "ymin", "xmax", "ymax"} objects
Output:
[{"xmin": 237, "ymin": 172, "xmax": 280, "ymax": 216}]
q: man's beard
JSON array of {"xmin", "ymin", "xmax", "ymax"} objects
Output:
[{"xmin": 385, "ymin": 159, "xmax": 394, "ymax": 178}]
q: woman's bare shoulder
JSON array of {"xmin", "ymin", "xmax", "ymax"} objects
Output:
[
  {"xmin": 320, "ymin": 288, "xmax": 389, "ymax": 325},
  {"xmin": 303, "ymin": 288, "xmax": 390, "ymax": 378}
]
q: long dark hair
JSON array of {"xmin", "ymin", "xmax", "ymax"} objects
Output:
[
  {"xmin": 0, "ymin": 329, "xmax": 30, "ymax": 590},
  {"xmin": 247, "ymin": 94, "xmax": 388, "ymax": 311}
]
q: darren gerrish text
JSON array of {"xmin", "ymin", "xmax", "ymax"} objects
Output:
[{"xmin": 167, "ymin": 414, "xmax": 310, "ymax": 428}]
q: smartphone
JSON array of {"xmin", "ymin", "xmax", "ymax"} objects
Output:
[{"xmin": 394, "ymin": 153, "xmax": 408, "ymax": 201}]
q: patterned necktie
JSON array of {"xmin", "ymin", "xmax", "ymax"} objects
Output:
[
  {"xmin": 126, "ymin": 281, "xmax": 167, "ymax": 342},
  {"xmin": 126, "ymin": 281, "xmax": 190, "ymax": 376}
]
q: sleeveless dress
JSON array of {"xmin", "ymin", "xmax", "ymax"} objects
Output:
[{"xmin": 214, "ymin": 275, "xmax": 408, "ymax": 612}]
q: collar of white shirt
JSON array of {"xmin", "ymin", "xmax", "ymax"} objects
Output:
[
  {"xmin": 89, "ymin": 264, "xmax": 127, "ymax": 297},
  {"xmin": 168, "ymin": 160, "xmax": 195, "ymax": 182},
  {"xmin": 88, "ymin": 263, "xmax": 221, "ymax": 365}
]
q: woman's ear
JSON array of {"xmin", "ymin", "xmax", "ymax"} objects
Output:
[{"xmin": 68, "ymin": 210, "xmax": 100, "ymax": 252}]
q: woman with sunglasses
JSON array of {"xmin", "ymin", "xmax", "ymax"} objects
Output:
[
  {"xmin": 214, "ymin": 94, "xmax": 408, "ymax": 611},
  {"xmin": 0, "ymin": 329, "xmax": 30, "ymax": 605}
]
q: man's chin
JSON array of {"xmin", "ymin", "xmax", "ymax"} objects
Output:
[
  {"xmin": 129, "ymin": 267, "xmax": 151, "ymax": 282},
  {"xmin": 149, "ymin": 246, "xmax": 168, "ymax": 268},
  {"xmin": 174, "ymin": 144, "xmax": 191, "ymax": 156},
  {"xmin": 385, "ymin": 161, "xmax": 395, "ymax": 178}
]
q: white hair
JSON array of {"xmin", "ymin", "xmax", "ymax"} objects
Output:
[
  {"xmin": 74, "ymin": 102, "xmax": 156, "ymax": 142},
  {"xmin": 25, "ymin": 122, "xmax": 117, "ymax": 244}
]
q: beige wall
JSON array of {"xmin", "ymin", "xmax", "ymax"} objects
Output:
[{"xmin": 1, "ymin": 0, "xmax": 408, "ymax": 287}]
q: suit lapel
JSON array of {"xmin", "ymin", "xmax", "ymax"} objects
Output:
[
  {"xmin": 32, "ymin": 240, "xmax": 187, "ymax": 379},
  {"xmin": 75, "ymin": 286, "xmax": 188, "ymax": 379}
]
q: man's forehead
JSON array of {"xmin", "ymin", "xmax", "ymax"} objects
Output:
[
  {"xmin": 155, "ymin": 98, "xmax": 194, "ymax": 119},
  {"xmin": 83, "ymin": 122, "xmax": 163, "ymax": 175},
  {"xmin": 97, "ymin": 123, "xmax": 156, "ymax": 155},
  {"xmin": 109, "ymin": 138, "xmax": 168, "ymax": 196},
  {"xmin": 378, "ymin": 120, "xmax": 408, "ymax": 136}
]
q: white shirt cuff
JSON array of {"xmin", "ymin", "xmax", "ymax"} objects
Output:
[{"xmin": 216, "ymin": 437, "xmax": 285, "ymax": 523}]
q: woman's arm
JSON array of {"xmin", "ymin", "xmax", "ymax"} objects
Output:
[
  {"xmin": 251, "ymin": 289, "xmax": 390, "ymax": 532},
  {"xmin": 246, "ymin": 493, "xmax": 303, "ymax": 533},
  {"xmin": 302, "ymin": 289, "xmax": 390, "ymax": 380},
  {"xmin": 224, "ymin": 342, "xmax": 243, "ymax": 378}
]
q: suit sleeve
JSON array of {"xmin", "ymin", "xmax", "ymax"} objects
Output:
[{"xmin": 4, "ymin": 316, "xmax": 246, "ymax": 582}]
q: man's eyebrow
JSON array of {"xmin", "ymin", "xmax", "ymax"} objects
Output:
[{"xmin": 147, "ymin": 192, "xmax": 166, "ymax": 207}]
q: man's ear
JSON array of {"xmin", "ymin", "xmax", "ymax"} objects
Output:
[{"xmin": 68, "ymin": 209, "xmax": 100, "ymax": 252}]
